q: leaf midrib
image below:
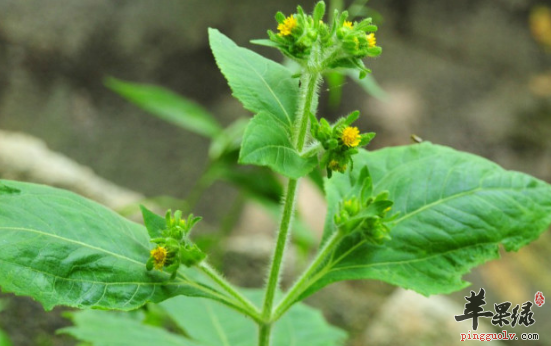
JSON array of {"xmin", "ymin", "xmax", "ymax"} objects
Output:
[
  {"xmin": 391, "ymin": 185, "xmax": 544, "ymax": 224},
  {"xmin": 0, "ymin": 226, "xmax": 144, "ymax": 266},
  {"xmin": 0, "ymin": 257, "xmax": 180, "ymax": 286},
  {"xmin": 329, "ymin": 240, "xmax": 497, "ymax": 272}
]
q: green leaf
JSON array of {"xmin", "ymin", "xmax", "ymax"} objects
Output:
[
  {"xmin": 239, "ymin": 111, "xmax": 318, "ymax": 179},
  {"xmin": 0, "ymin": 181, "xmax": 226, "ymax": 311},
  {"xmin": 209, "ymin": 28, "xmax": 299, "ymax": 126},
  {"xmin": 160, "ymin": 289, "xmax": 347, "ymax": 346},
  {"xmin": 60, "ymin": 310, "xmax": 202, "ymax": 346},
  {"xmin": 250, "ymin": 39, "xmax": 282, "ymax": 48},
  {"xmin": 105, "ymin": 77, "xmax": 222, "ymax": 138},
  {"xmin": 0, "ymin": 183, "xmax": 19, "ymax": 195},
  {"xmin": 140, "ymin": 205, "xmax": 166, "ymax": 238},
  {"xmin": 309, "ymin": 143, "xmax": 551, "ymax": 298}
]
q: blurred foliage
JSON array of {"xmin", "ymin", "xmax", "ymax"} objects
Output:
[
  {"xmin": 0, "ymin": 300, "xmax": 12, "ymax": 346},
  {"xmin": 530, "ymin": 5, "xmax": 551, "ymax": 52}
]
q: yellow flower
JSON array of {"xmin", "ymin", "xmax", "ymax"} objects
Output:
[
  {"xmin": 341, "ymin": 126, "xmax": 361, "ymax": 147},
  {"xmin": 278, "ymin": 15, "xmax": 297, "ymax": 36},
  {"xmin": 366, "ymin": 33, "xmax": 376, "ymax": 48},
  {"xmin": 343, "ymin": 21, "xmax": 354, "ymax": 29},
  {"xmin": 150, "ymin": 246, "xmax": 168, "ymax": 270}
]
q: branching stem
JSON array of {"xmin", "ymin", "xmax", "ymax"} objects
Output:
[
  {"xmin": 198, "ymin": 262, "xmax": 261, "ymax": 322},
  {"xmin": 272, "ymin": 231, "xmax": 343, "ymax": 321}
]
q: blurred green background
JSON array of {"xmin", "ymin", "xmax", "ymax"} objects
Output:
[{"xmin": 0, "ymin": 0, "xmax": 550, "ymax": 345}]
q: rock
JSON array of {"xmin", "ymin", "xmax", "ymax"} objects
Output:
[{"xmin": 363, "ymin": 288, "xmax": 505, "ymax": 346}]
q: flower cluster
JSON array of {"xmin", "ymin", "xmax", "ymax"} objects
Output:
[
  {"xmin": 145, "ymin": 209, "xmax": 205, "ymax": 278},
  {"xmin": 310, "ymin": 111, "xmax": 375, "ymax": 177},
  {"xmin": 263, "ymin": 1, "xmax": 381, "ymax": 76},
  {"xmin": 334, "ymin": 167, "xmax": 394, "ymax": 244}
]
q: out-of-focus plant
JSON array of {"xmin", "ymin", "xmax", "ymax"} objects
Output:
[{"xmin": 0, "ymin": 300, "xmax": 13, "ymax": 346}]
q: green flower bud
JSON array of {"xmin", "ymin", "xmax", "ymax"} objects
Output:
[
  {"xmin": 312, "ymin": 1, "xmax": 326, "ymax": 23},
  {"xmin": 275, "ymin": 11, "xmax": 286, "ymax": 24},
  {"xmin": 180, "ymin": 243, "xmax": 207, "ymax": 267}
]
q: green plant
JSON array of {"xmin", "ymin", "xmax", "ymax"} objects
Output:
[{"xmin": 1, "ymin": 2, "xmax": 550, "ymax": 345}]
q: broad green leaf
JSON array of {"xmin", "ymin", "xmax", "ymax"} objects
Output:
[
  {"xmin": 105, "ymin": 77, "xmax": 222, "ymax": 138},
  {"xmin": 60, "ymin": 310, "xmax": 201, "ymax": 346},
  {"xmin": 0, "ymin": 183, "xmax": 19, "ymax": 195},
  {"xmin": 161, "ymin": 289, "xmax": 347, "ymax": 346},
  {"xmin": 239, "ymin": 111, "xmax": 318, "ymax": 179},
  {"xmin": 305, "ymin": 143, "xmax": 551, "ymax": 298},
  {"xmin": 0, "ymin": 181, "xmax": 225, "ymax": 311},
  {"xmin": 209, "ymin": 28, "xmax": 299, "ymax": 126}
]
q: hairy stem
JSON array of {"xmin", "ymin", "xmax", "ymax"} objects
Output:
[
  {"xmin": 198, "ymin": 262, "xmax": 262, "ymax": 322},
  {"xmin": 259, "ymin": 72, "xmax": 321, "ymax": 346},
  {"xmin": 260, "ymin": 178, "xmax": 299, "ymax": 318},
  {"xmin": 176, "ymin": 271, "xmax": 256, "ymax": 320},
  {"xmin": 258, "ymin": 324, "xmax": 272, "ymax": 346}
]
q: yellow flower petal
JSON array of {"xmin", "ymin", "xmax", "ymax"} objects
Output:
[
  {"xmin": 366, "ymin": 33, "xmax": 376, "ymax": 48},
  {"xmin": 341, "ymin": 126, "xmax": 362, "ymax": 147},
  {"xmin": 278, "ymin": 15, "xmax": 297, "ymax": 36},
  {"xmin": 150, "ymin": 246, "xmax": 168, "ymax": 270}
]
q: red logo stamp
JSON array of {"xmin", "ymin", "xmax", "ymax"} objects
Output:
[{"xmin": 535, "ymin": 292, "xmax": 545, "ymax": 307}]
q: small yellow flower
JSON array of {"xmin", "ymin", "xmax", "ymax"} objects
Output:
[
  {"xmin": 150, "ymin": 246, "xmax": 168, "ymax": 270},
  {"xmin": 341, "ymin": 126, "xmax": 361, "ymax": 147},
  {"xmin": 343, "ymin": 21, "xmax": 354, "ymax": 29},
  {"xmin": 278, "ymin": 15, "xmax": 297, "ymax": 36},
  {"xmin": 366, "ymin": 33, "xmax": 376, "ymax": 48}
]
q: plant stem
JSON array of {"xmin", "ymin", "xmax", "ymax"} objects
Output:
[
  {"xmin": 260, "ymin": 178, "xmax": 299, "ymax": 318},
  {"xmin": 198, "ymin": 262, "xmax": 261, "ymax": 322},
  {"xmin": 258, "ymin": 324, "xmax": 272, "ymax": 346},
  {"xmin": 259, "ymin": 72, "xmax": 321, "ymax": 346},
  {"xmin": 176, "ymin": 271, "xmax": 255, "ymax": 319},
  {"xmin": 294, "ymin": 73, "xmax": 320, "ymax": 151},
  {"xmin": 272, "ymin": 230, "xmax": 343, "ymax": 321}
]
